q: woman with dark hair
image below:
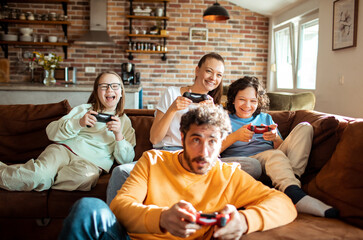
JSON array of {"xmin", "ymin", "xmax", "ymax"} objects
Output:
[
  {"xmin": 107, "ymin": 53, "xmax": 228, "ymax": 204},
  {"xmin": 149, "ymin": 52, "xmax": 224, "ymax": 150},
  {"xmin": 0, "ymin": 71, "xmax": 136, "ymax": 191},
  {"xmin": 221, "ymin": 76, "xmax": 339, "ymax": 218}
]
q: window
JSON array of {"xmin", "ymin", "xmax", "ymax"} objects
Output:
[
  {"xmin": 274, "ymin": 24, "xmax": 295, "ymax": 89},
  {"xmin": 296, "ymin": 18, "xmax": 319, "ymax": 90},
  {"xmin": 273, "ymin": 12, "xmax": 319, "ymax": 91}
]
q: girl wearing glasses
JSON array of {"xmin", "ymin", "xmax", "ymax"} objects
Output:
[{"xmin": 0, "ymin": 71, "xmax": 136, "ymax": 192}]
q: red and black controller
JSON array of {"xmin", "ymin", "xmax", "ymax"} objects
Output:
[
  {"xmin": 247, "ymin": 125, "xmax": 271, "ymax": 134},
  {"xmin": 195, "ymin": 212, "xmax": 230, "ymax": 227}
]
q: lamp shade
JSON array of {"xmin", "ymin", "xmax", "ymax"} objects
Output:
[{"xmin": 203, "ymin": 2, "xmax": 230, "ymax": 21}]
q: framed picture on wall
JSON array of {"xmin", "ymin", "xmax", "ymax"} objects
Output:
[
  {"xmin": 190, "ymin": 28, "xmax": 208, "ymax": 42},
  {"xmin": 332, "ymin": 0, "xmax": 359, "ymax": 50}
]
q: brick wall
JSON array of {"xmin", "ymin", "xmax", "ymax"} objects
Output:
[{"xmin": 2, "ymin": 0, "xmax": 269, "ymax": 108}]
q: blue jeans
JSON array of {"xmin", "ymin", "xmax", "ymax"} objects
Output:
[
  {"xmin": 106, "ymin": 162, "xmax": 137, "ymax": 205},
  {"xmin": 58, "ymin": 197, "xmax": 130, "ymax": 240}
]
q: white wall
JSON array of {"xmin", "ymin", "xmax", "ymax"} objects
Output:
[
  {"xmin": 315, "ymin": 0, "xmax": 363, "ymax": 118},
  {"xmin": 269, "ymin": 0, "xmax": 363, "ymax": 118}
]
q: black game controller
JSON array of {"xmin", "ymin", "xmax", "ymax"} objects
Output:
[
  {"xmin": 92, "ymin": 113, "xmax": 114, "ymax": 123},
  {"xmin": 247, "ymin": 125, "xmax": 271, "ymax": 134},
  {"xmin": 87, "ymin": 113, "xmax": 114, "ymax": 127},
  {"xmin": 195, "ymin": 212, "xmax": 230, "ymax": 227},
  {"xmin": 183, "ymin": 92, "xmax": 209, "ymax": 103}
]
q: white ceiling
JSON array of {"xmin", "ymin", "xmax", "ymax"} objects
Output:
[{"xmin": 227, "ymin": 0, "xmax": 305, "ymax": 16}]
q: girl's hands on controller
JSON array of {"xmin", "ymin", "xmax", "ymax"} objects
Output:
[
  {"xmin": 107, "ymin": 116, "xmax": 124, "ymax": 141},
  {"xmin": 79, "ymin": 110, "xmax": 98, "ymax": 128},
  {"xmin": 262, "ymin": 124, "xmax": 278, "ymax": 141},
  {"xmin": 234, "ymin": 124, "xmax": 254, "ymax": 142}
]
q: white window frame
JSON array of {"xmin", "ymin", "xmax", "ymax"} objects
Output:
[
  {"xmin": 273, "ymin": 23, "xmax": 295, "ymax": 90},
  {"xmin": 296, "ymin": 16, "xmax": 319, "ymax": 90},
  {"xmin": 271, "ymin": 11, "xmax": 319, "ymax": 92}
]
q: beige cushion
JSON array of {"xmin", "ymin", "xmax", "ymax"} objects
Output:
[{"xmin": 267, "ymin": 92, "xmax": 316, "ymax": 111}]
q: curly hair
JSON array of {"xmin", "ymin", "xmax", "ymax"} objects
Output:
[
  {"xmin": 179, "ymin": 104, "xmax": 231, "ymax": 141},
  {"xmin": 197, "ymin": 52, "xmax": 225, "ymax": 105},
  {"xmin": 87, "ymin": 71, "xmax": 125, "ymax": 116},
  {"xmin": 226, "ymin": 76, "xmax": 269, "ymax": 117}
]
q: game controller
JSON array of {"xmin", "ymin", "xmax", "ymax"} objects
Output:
[
  {"xmin": 195, "ymin": 212, "xmax": 230, "ymax": 227},
  {"xmin": 182, "ymin": 92, "xmax": 209, "ymax": 103},
  {"xmin": 92, "ymin": 113, "xmax": 114, "ymax": 123},
  {"xmin": 87, "ymin": 113, "xmax": 114, "ymax": 127},
  {"xmin": 247, "ymin": 125, "xmax": 271, "ymax": 134}
]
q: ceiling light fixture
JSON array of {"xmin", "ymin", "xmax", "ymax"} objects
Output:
[{"xmin": 203, "ymin": 1, "xmax": 230, "ymax": 21}]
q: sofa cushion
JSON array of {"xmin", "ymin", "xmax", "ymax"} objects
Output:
[
  {"xmin": 48, "ymin": 173, "xmax": 110, "ymax": 218},
  {"xmin": 268, "ymin": 111, "xmax": 296, "ymax": 139},
  {"xmin": 307, "ymin": 121, "xmax": 363, "ymax": 228},
  {"xmin": 243, "ymin": 213, "xmax": 363, "ymax": 239},
  {"xmin": 0, "ymin": 100, "xmax": 71, "ymax": 164},
  {"xmin": 0, "ymin": 189, "xmax": 48, "ymax": 218},
  {"xmin": 124, "ymin": 109, "xmax": 155, "ymax": 161},
  {"xmin": 290, "ymin": 110, "xmax": 345, "ymax": 185}
]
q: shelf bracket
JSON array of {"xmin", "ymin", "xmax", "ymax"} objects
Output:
[
  {"xmin": 128, "ymin": 52, "xmax": 134, "ymax": 60},
  {"xmin": 62, "ymin": 2, "xmax": 68, "ymax": 16},
  {"xmin": 0, "ymin": 22, "xmax": 8, "ymax": 34},
  {"xmin": 0, "ymin": 44, "xmax": 8, "ymax": 58},
  {"xmin": 62, "ymin": 24, "xmax": 68, "ymax": 37},
  {"xmin": 161, "ymin": 53, "xmax": 167, "ymax": 61},
  {"xmin": 62, "ymin": 46, "xmax": 68, "ymax": 59}
]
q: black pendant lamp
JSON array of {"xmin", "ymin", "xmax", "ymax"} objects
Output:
[{"xmin": 203, "ymin": 1, "xmax": 230, "ymax": 21}]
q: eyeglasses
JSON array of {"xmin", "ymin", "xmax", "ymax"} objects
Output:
[{"xmin": 98, "ymin": 83, "xmax": 121, "ymax": 90}]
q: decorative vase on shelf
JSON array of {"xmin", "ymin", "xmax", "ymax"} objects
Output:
[{"xmin": 43, "ymin": 69, "xmax": 56, "ymax": 86}]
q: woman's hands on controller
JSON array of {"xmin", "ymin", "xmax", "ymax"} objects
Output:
[
  {"xmin": 171, "ymin": 96, "xmax": 193, "ymax": 112},
  {"xmin": 199, "ymin": 95, "xmax": 214, "ymax": 105}
]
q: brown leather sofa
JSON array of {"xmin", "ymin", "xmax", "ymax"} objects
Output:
[{"xmin": 0, "ymin": 100, "xmax": 362, "ymax": 239}]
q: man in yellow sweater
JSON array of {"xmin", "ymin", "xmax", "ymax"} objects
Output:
[{"xmin": 59, "ymin": 104, "xmax": 297, "ymax": 240}]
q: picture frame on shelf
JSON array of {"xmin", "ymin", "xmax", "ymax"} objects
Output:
[
  {"xmin": 332, "ymin": 0, "xmax": 359, "ymax": 50},
  {"xmin": 190, "ymin": 27, "xmax": 208, "ymax": 42}
]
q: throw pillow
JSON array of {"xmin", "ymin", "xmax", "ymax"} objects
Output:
[{"xmin": 307, "ymin": 121, "xmax": 363, "ymax": 228}]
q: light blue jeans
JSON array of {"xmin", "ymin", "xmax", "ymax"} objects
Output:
[{"xmin": 58, "ymin": 197, "xmax": 130, "ymax": 240}]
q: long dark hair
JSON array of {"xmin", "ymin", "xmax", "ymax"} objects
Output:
[
  {"xmin": 87, "ymin": 71, "xmax": 125, "ymax": 116},
  {"xmin": 197, "ymin": 52, "xmax": 224, "ymax": 104},
  {"xmin": 226, "ymin": 76, "xmax": 269, "ymax": 117}
]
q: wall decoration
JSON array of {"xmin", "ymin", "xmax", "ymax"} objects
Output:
[
  {"xmin": 332, "ymin": 0, "xmax": 359, "ymax": 50},
  {"xmin": 190, "ymin": 28, "xmax": 208, "ymax": 42}
]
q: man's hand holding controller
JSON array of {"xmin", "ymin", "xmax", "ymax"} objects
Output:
[{"xmin": 159, "ymin": 201, "xmax": 246, "ymax": 239}]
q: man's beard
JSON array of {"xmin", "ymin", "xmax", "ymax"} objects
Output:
[{"xmin": 183, "ymin": 144, "xmax": 216, "ymax": 175}]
